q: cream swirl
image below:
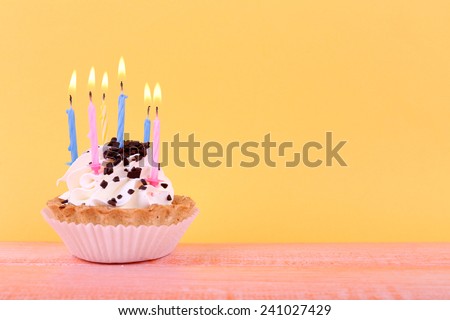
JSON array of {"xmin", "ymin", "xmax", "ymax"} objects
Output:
[{"xmin": 58, "ymin": 146, "xmax": 174, "ymax": 208}]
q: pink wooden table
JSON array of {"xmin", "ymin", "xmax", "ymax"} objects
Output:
[{"xmin": 0, "ymin": 242, "xmax": 449, "ymax": 299}]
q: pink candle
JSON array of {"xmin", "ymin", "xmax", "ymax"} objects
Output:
[
  {"xmin": 149, "ymin": 107, "xmax": 160, "ymax": 186},
  {"xmin": 88, "ymin": 93, "xmax": 101, "ymax": 174}
]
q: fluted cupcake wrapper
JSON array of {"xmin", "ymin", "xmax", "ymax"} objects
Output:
[{"xmin": 41, "ymin": 207, "xmax": 199, "ymax": 264}]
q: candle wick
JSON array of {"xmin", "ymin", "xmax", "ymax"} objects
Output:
[
  {"xmin": 120, "ymin": 81, "xmax": 123, "ymax": 92},
  {"xmin": 69, "ymin": 95, "xmax": 72, "ymax": 107},
  {"xmin": 102, "ymin": 93, "xmax": 106, "ymax": 101},
  {"xmin": 89, "ymin": 91, "xmax": 92, "ymax": 102},
  {"xmin": 156, "ymin": 106, "xmax": 159, "ymax": 117},
  {"xmin": 147, "ymin": 106, "xmax": 151, "ymax": 118}
]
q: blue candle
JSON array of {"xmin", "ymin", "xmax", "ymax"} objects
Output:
[
  {"xmin": 144, "ymin": 106, "xmax": 151, "ymax": 143},
  {"xmin": 117, "ymin": 57, "xmax": 127, "ymax": 147},
  {"xmin": 66, "ymin": 96, "xmax": 78, "ymax": 165},
  {"xmin": 117, "ymin": 86, "xmax": 128, "ymax": 147}
]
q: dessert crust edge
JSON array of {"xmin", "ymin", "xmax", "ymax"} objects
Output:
[{"xmin": 46, "ymin": 195, "xmax": 196, "ymax": 227}]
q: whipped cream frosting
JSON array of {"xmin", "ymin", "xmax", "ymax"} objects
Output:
[{"xmin": 58, "ymin": 142, "xmax": 174, "ymax": 208}]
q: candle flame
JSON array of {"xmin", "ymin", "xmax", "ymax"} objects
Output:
[
  {"xmin": 68, "ymin": 70, "xmax": 76, "ymax": 93},
  {"xmin": 118, "ymin": 56, "xmax": 126, "ymax": 79},
  {"xmin": 153, "ymin": 83, "xmax": 162, "ymax": 106},
  {"xmin": 101, "ymin": 72, "xmax": 108, "ymax": 90},
  {"xmin": 88, "ymin": 67, "xmax": 96, "ymax": 88},
  {"xmin": 144, "ymin": 83, "xmax": 151, "ymax": 105}
]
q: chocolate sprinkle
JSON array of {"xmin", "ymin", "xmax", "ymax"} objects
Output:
[
  {"xmin": 59, "ymin": 205, "xmax": 66, "ymax": 209},
  {"xmin": 108, "ymin": 142, "xmax": 120, "ymax": 148},
  {"xmin": 107, "ymin": 198, "xmax": 117, "ymax": 206},
  {"xmin": 140, "ymin": 179, "xmax": 147, "ymax": 185},
  {"xmin": 139, "ymin": 185, "xmax": 147, "ymax": 190},
  {"xmin": 61, "ymin": 199, "xmax": 69, "ymax": 204},
  {"xmin": 107, "ymin": 137, "xmax": 120, "ymax": 148},
  {"xmin": 127, "ymin": 189, "xmax": 135, "ymax": 195},
  {"xmin": 105, "ymin": 162, "xmax": 113, "ymax": 168},
  {"xmin": 100, "ymin": 180, "xmax": 108, "ymax": 189},
  {"xmin": 117, "ymin": 194, "xmax": 123, "ymax": 199},
  {"xmin": 104, "ymin": 166, "xmax": 114, "ymax": 175},
  {"xmin": 161, "ymin": 183, "xmax": 168, "ymax": 189},
  {"xmin": 127, "ymin": 167, "xmax": 142, "ymax": 179},
  {"xmin": 113, "ymin": 176, "xmax": 120, "ymax": 182},
  {"xmin": 167, "ymin": 194, "xmax": 172, "ymax": 201}
]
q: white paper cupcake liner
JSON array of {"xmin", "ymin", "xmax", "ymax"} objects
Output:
[{"xmin": 41, "ymin": 207, "xmax": 199, "ymax": 264}]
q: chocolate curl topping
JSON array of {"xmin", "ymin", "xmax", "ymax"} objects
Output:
[{"xmin": 103, "ymin": 138, "xmax": 149, "ymax": 168}]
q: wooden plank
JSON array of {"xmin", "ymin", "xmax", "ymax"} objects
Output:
[{"xmin": 0, "ymin": 243, "xmax": 449, "ymax": 299}]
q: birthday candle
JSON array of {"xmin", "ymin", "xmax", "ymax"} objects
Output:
[
  {"xmin": 67, "ymin": 70, "xmax": 78, "ymax": 165},
  {"xmin": 149, "ymin": 83, "xmax": 161, "ymax": 186},
  {"xmin": 143, "ymin": 83, "xmax": 151, "ymax": 143},
  {"xmin": 144, "ymin": 111, "xmax": 151, "ymax": 143},
  {"xmin": 100, "ymin": 72, "xmax": 108, "ymax": 144},
  {"xmin": 87, "ymin": 67, "xmax": 101, "ymax": 174},
  {"xmin": 117, "ymin": 57, "xmax": 127, "ymax": 147}
]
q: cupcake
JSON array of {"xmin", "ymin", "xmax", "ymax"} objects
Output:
[{"xmin": 42, "ymin": 138, "xmax": 199, "ymax": 263}]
